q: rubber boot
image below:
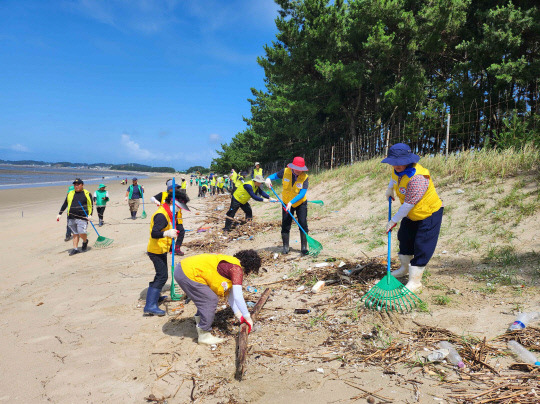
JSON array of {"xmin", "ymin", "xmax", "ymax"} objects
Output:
[
  {"xmin": 131, "ymin": 211, "xmax": 137, "ymax": 220},
  {"xmin": 300, "ymin": 233, "xmax": 308, "ymax": 255},
  {"xmin": 174, "ymin": 244, "xmax": 185, "ymax": 256},
  {"xmin": 392, "ymin": 254, "xmax": 413, "ymax": 278},
  {"xmin": 99, "ymin": 219, "xmax": 103, "ymax": 227},
  {"xmin": 404, "ymin": 265, "xmax": 425, "ymax": 293},
  {"xmin": 194, "ymin": 315, "xmax": 200, "ymax": 325},
  {"xmin": 81, "ymin": 239, "xmax": 89, "ymax": 252},
  {"xmin": 223, "ymin": 218, "xmax": 232, "ymax": 232},
  {"xmin": 144, "ymin": 287, "xmax": 166, "ymax": 316},
  {"xmin": 281, "ymin": 233, "xmax": 290, "ymax": 254},
  {"xmin": 158, "ymin": 295, "xmax": 168, "ymax": 303},
  {"xmin": 196, "ymin": 325, "xmax": 225, "ymax": 345}
]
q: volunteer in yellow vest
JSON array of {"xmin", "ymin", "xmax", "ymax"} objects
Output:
[
  {"xmin": 216, "ymin": 176, "xmax": 224, "ymax": 194},
  {"xmin": 151, "ymin": 184, "xmax": 190, "ymax": 256},
  {"xmin": 223, "ymin": 175, "xmax": 275, "ymax": 232},
  {"xmin": 181, "ymin": 178, "xmax": 187, "ymax": 189},
  {"xmin": 174, "ymin": 250, "xmax": 261, "ymax": 345},
  {"xmin": 265, "ymin": 157, "xmax": 310, "ymax": 255},
  {"xmin": 251, "ymin": 162, "xmax": 263, "ymax": 179},
  {"xmin": 210, "ymin": 176, "xmax": 216, "ymax": 195},
  {"xmin": 57, "ymin": 178, "xmax": 93, "ymax": 256},
  {"xmin": 144, "ymin": 191, "xmax": 184, "ymax": 316},
  {"xmin": 382, "ymin": 143, "xmax": 444, "ymax": 293}
]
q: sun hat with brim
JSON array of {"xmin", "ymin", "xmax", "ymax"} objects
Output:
[
  {"xmin": 132, "ymin": 177, "xmax": 138, "ymax": 181},
  {"xmin": 98, "ymin": 184, "xmax": 106, "ymax": 188},
  {"xmin": 174, "ymin": 200, "xmax": 190, "ymax": 212},
  {"xmin": 254, "ymin": 162, "xmax": 260, "ymax": 166},
  {"xmin": 253, "ymin": 175, "xmax": 265, "ymax": 183},
  {"xmin": 381, "ymin": 143, "xmax": 420, "ymax": 166},
  {"xmin": 287, "ymin": 156, "xmax": 308, "ymax": 171},
  {"xmin": 73, "ymin": 178, "xmax": 84, "ymax": 184}
]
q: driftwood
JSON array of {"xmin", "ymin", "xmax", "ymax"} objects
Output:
[{"xmin": 235, "ymin": 288, "xmax": 271, "ymax": 381}]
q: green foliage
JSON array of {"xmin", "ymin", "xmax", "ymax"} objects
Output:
[
  {"xmin": 212, "ymin": 0, "xmax": 540, "ymax": 169},
  {"xmin": 109, "ymin": 163, "xmax": 175, "ymax": 173}
]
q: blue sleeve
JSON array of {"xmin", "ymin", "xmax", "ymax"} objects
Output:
[
  {"xmin": 268, "ymin": 168, "xmax": 284, "ymax": 181},
  {"xmin": 290, "ymin": 188, "xmax": 307, "ymax": 205},
  {"xmin": 244, "ymin": 184, "xmax": 263, "ymax": 202},
  {"xmin": 258, "ymin": 188, "xmax": 269, "ymax": 199}
]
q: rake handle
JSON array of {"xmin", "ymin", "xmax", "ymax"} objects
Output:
[
  {"xmin": 78, "ymin": 200, "xmax": 101, "ymax": 237},
  {"xmin": 269, "ymin": 185, "xmax": 308, "ymax": 236},
  {"xmin": 387, "ymin": 197, "xmax": 392, "ymax": 276}
]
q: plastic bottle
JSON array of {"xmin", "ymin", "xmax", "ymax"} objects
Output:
[
  {"xmin": 311, "ymin": 281, "xmax": 325, "ymax": 293},
  {"xmin": 508, "ymin": 312, "xmax": 540, "ymax": 331},
  {"xmin": 294, "ymin": 309, "xmax": 311, "ymax": 314},
  {"xmin": 439, "ymin": 341, "xmax": 465, "ymax": 368},
  {"xmin": 507, "ymin": 340, "xmax": 540, "ymax": 366},
  {"xmin": 246, "ymin": 286, "xmax": 257, "ymax": 293}
]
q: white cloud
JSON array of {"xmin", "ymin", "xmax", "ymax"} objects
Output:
[
  {"xmin": 0, "ymin": 144, "xmax": 30, "ymax": 152},
  {"xmin": 121, "ymin": 134, "xmax": 161, "ymax": 160},
  {"xmin": 208, "ymin": 133, "xmax": 222, "ymax": 144}
]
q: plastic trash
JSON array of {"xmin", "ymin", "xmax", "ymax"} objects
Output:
[
  {"xmin": 507, "ymin": 340, "xmax": 540, "ymax": 365},
  {"xmin": 439, "ymin": 341, "xmax": 465, "ymax": 368},
  {"xmin": 246, "ymin": 286, "xmax": 257, "ymax": 293},
  {"xmin": 315, "ymin": 262, "xmax": 330, "ymax": 268},
  {"xmin": 296, "ymin": 285, "xmax": 305, "ymax": 292},
  {"xmin": 246, "ymin": 301, "xmax": 256, "ymax": 308},
  {"xmin": 427, "ymin": 349, "xmax": 449, "ymax": 362},
  {"xmin": 294, "ymin": 309, "xmax": 311, "ymax": 314},
  {"xmin": 311, "ymin": 281, "xmax": 325, "ymax": 293},
  {"xmin": 508, "ymin": 312, "xmax": 540, "ymax": 331}
]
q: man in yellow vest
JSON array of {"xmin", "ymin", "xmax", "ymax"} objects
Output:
[
  {"xmin": 57, "ymin": 178, "xmax": 93, "ymax": 256},
  {"xmin": 265, "ymin": 157, "xmax": 309, "ymax": 255},
  {"xmin": 144, "ymin": 191, "xmax": 184, "ymax": 316},
  {"xmin": 181, "ymin": 178, "xmax": 187, "ymax": 190},
  {"xmin": 382, "ymin": 143, "xmax": 444, "ymax": 293},
  {"xmin": 210, "ymin": 175, "xmax": 216, "ymax": 195},
  {"xmin": 223, "ymin": 175, "xmax": 275, "ymax": 232},
  {"xmin": 173, "ymin": 250, "xmax": 261, "ymax": 344},
  {"xmin": 251, "ymin": 162, "xmax": 263, "ymax": 179}
]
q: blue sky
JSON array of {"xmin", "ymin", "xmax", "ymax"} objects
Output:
[{"xmin": 0, "ymin": 0, "xmax": 279, "ymax": 169}]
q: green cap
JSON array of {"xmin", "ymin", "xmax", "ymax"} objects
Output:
[{"xmin": 99, "ymin": 183, "xmax": 106, "ymax": 188}]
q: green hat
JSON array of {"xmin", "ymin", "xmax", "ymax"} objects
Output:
[{"xmin": 99, "ymin": 183, "xmax": 106, "ymax": 188}]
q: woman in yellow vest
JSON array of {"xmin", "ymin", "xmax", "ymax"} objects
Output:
[
  {"xmin": 251, "ymin": 162, "xmax": 263, "ymax": 179},
  {"xmin": 223, "ymin": 175, "xmax": 274, "ymax": 232},
  {"xmin": 144, "ymin": 192, "xmax": 184, "ymax": 316},
  {"xmin": 151, "ymin": 184, "xmax": 190, "ymax": 256},
  {"xmin": 382, "ymin": 143, "xmax": 444, "ymax": 293},
  {"xmin": 174, "ymin": 250, "xmax": 261, "ymax": 345},
  {"xmin": 265, "ymin": 157, "xmax": 310, "ymax": 255}
]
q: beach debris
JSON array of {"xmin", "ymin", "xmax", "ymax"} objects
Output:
[
  {"xmin": 314, "ymin": 262, "xmax": 330, "ymax": 268},
  {"xmin": 311, "ymin": 280, "xmax": 325, "ymax": 293}
]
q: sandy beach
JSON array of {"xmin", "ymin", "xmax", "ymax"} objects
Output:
[{"xmin": 1, "ymin": 172, "xmax": 539, "ymax": 403}]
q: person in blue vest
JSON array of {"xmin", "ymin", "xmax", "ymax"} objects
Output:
[
  {"xmin": 124, "ymin": 177, "xmax": 145, "ymax": 220},
  {"xmin": 381, "ymin": 143, "xmax": 444, "ymax": 293},
  {"xmin": 223, "ymin": 175, "xmax": 275, "ymax": 232},
  {"xmin": 57, "ymin": 178, "xmax": 94, "ymax": 256},
  {"xmin": 265, "ymin": 157, "xmax": 310, "ymax": 255}
]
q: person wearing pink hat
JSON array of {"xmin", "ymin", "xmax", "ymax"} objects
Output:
[{"xmin": 265, "ymin": 156, "xmax": 310, "ymax": 255}]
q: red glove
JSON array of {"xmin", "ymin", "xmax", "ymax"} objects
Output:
[{"xmin": 240, "ymin": 316, "xmax": 253, "ymax": 334}]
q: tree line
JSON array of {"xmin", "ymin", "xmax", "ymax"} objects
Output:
[{"xmin": 211, "ymin": 0, "xmax": 539, "ymax": 173}]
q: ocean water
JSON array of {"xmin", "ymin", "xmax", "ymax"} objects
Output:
[{"xmin": 0, "ymin": 165, "xmax": 148, "ymax": 189}]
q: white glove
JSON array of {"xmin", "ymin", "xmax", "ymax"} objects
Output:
[
  {"xmin": 87, "ymin": 215, "xmax": 93, "ymax": 222},
  {"xmin": 56, "ymin": 214, "xmax": 61, "ymax": 222},
  {"xmin": 234, "ymin": 311, "xmax": 242, "ymax": 322},
  {"xmin": 124, "ymin": 196, "xmax": 128, "ymax": 202},
  {"xmin": 270, "ymin": 198, "xmax": 277, "ymax": 203},
  {"xmin": 163, "ymin": 229, "xmax": 179, "ymax": 239},
  {"xmin": 265, "ymin": 178, "xmax": 272, "ymax": 188},
  {"xmin": 263, "ymin": 198, "xmax": 269, "ymax": 203},
  {"xmin": 385, "ymin": 187, "xmax": 395, "ymax": 201},
  {"xmin": 285, "ymin": 202, "xmax": 292, "ymax": 212},
  {"xmin": 386, "ymin": 220, "xmax": 397, "ymax": 233},
  {"xmin": 241, "ymin": 314, "xmax": 254, "ymax": 333}
]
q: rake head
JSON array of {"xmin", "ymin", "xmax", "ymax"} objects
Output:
[
  {"xmin": 307, "ymin": 234, "xmax": 323, "ymax": 257},
  {"xmin": 94, "ymin": 235, "xmax": 114, "ymax": 248},
  {"xmin": 361, "ymin": 273, "xmax": 422, "ymax": 313},
  {"xmin": 141, "ymin": 211, "xmax": 147, "ymax": 219},
  {"xmin": 308, "ymin": 200, "xmax": 325, "ymax": 206}
]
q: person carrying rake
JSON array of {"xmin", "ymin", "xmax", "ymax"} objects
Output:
[
  {"xmin": 382, "ymin": 143, "xmax": 444, "ymax": 293},
  {"xmin": 265, "ymin": 157, "xmax": 310, "ymax": 255}
]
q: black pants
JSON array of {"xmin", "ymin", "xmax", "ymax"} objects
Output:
[
  {"xmin": 148, "ymin": 252, "xmax": 168, "ymax": 290},
  {"xmin": 96, "ymin": 206, "xmax": 106, "ymax": 220},
  {"xmin": 176, "ymin": 223, "xmax": 185, "ymax": 247},
  {"xmin": 225, "ymin": 197, "xmax": 252, "ymax": 229},
  {"xmin": 282, "ymin": 201, "xmax": 308, "ymax": 235}
]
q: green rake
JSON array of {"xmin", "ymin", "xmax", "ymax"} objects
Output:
[
  {"xmin": 141, "ymin": 191, "xmax": 147, "ymax": 219},
  {"xmin": 270, "ymin": 185, "xmax": 323, "ymax": 257},
  {"xmin": 170, "ymin": 178, "xmax": 183, "ymax": 301},
  {"xmin": 78, "ymin": 201, "xmax": 114, "ymax": 248},
  {"xmin": 361, "ymin": 198, "xmax": 422, "ymax": 312},
  {"xmin": 308, "ymin": 200, "xmax": 324, "ymax": 206}
]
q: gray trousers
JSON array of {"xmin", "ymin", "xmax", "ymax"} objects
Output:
[{"xmin": 174, "ymin": 264, "xmax": 218, "ymax": 331}]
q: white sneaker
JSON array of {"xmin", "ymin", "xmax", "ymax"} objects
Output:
[
  {"xmin": 405, "ymin": 265, "xmax": 425, "ymax": 293},
  {"xmin": 392, "ymin": 254, "xmax": 413, "ymax": 278},
  {"xmin": 196, "ymin": 325, "xmax": 225, "ymax": 345}
]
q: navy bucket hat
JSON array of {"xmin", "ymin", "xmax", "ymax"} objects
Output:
[{"xmin": 381, "ymin": 143, "xmax": 420, "ymax": 166}]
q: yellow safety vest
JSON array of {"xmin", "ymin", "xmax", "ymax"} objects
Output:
[
  {"xmin": 391, "ymin": 163, "xmax": 442, "ymax": 221},
  {"xmin": 159, "ymin": 193, "xmax": 183, "ymax": 225},
  {"xmin": 181, "ymin": 181, "xmax": 187, "ymax": 189},
  {"xmin": 147, "ymin": 206, "xmax": 173, "ymax": 254},
  {"xmin": 66, "ymin": 190, "xmax": 93, "ymax": 216},
  {"xmin": 181, "ymin": 254, "xmax": 241, "ymax": 297},
  {"xmin": 233, "ymin": 180, "xmax": 258, "ymax": 204},
  {"xmin": 282, "ymin": 167, "xmax": 308, "ymax": 207},
  {"xmin": 217, "ymin": 177, "xmax": 224, "ymax": 188},
  {"xmin": 210, "ymin": 178, "xmax": 216, "ymax": 186},
  {"xmin": 253, "ymin": 167, "xmax": 263, "ymax": 177}
]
